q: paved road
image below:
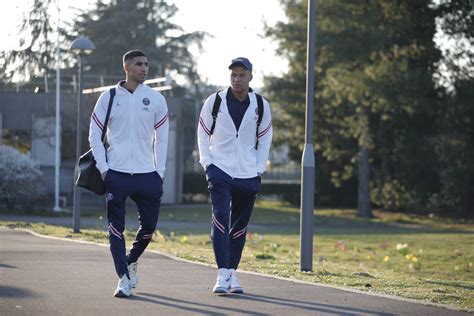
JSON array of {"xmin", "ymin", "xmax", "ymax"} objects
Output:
[{"xmin": 0, "ymin": 227, "xmax": 471, "ymax": 316}]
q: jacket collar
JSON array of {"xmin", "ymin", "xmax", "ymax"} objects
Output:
[
  {"xmin": 116, "ymin": 80, "xmax": 145, "ymax": 94},
  {"xmin": 223, "ymin": 87, "xmax": 254, "ymax": 99}
]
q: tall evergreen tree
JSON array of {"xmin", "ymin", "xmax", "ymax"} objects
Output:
[
  {"xmin": 265, "ymin": 0, "xmax": 441, "ymax": 216},
  {"xmin": 431, "ymin": 0, "xmax": 474, "ymax": 217},
  {"xmin": 0, "ymin": 0, "xmax": 73, "ymax": 90},
  {"xmin": 73, "ymin": 0, "xmax": 206, "ymax": 88}
]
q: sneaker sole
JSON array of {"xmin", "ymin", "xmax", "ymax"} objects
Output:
[
  {"xmin": 114, "ymin": 290, "xmax": 130, "ymax": 298},
  {"xmin": 229, "ymin": 287, "xmax": 244, "ymax": 294},
  {"xmin": 212, "ymin": 287, "xmax": 229, "ymax": 294}
]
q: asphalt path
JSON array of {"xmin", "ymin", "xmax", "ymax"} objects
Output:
[{"xmin": 0, "ymin": 227, "xmax": 471, "ymax": 316}]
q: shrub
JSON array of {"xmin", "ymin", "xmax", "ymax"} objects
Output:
[
  {"xmin": 371, "ymin": 179, "xmax": 414, "ymax": 211},
  {"xmin": 0, "ymin": 145, "xmax": 46, "ymax": 209}
]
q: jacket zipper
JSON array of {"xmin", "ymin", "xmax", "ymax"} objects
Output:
[
  {"xmin": 232, "ymin": 130, "xmax": 239, "ymax": 179},
  {"xmin": 129, "ymin": 92, "xmax": 134, "ymax": 175}
]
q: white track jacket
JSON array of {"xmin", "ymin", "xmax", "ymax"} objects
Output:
[
  {"xmin": 89, "ymin": 82, "xmax": 169, "ymax": 178},
  {"xmin": 197, "ymin": 89, "xmax": 273, "ymax": 178}
]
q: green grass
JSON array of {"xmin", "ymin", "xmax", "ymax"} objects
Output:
[{"xmin": 1, "ymin": 200, "xmax": 473, "ymax": 310}]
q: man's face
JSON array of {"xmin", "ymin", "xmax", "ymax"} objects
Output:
[
  {"xmin": 230, "ymin": 66, "xmax": 252, "ymax": 93},
  {"xmin": 124, "ymin": 56, "xmax": 148, "ymax": 83}
]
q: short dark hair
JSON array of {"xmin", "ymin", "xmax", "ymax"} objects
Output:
[{"xmin": 123, "ymin": 50, "xmax": 147, "ymax": 63}]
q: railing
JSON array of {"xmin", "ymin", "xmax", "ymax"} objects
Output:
[
  {"xmin": 263, "ymin": 162, "xmax": 301, "ymax": 184},
  {"xmin": 83, "ymin": 77, "xmax": 172, "ymax": 94}
]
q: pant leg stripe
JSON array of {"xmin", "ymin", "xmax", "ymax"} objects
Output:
[
  {"xmin": 232, "ymin": 227, "xmax": 247, "ymax": 239},
  {"xmin": 212, "ymin": 215, "xmax": 226, "ymax": 234},
  {"xmin": 109, "ymin": 223, "xmax": 123, "ymax": 240},
  {"xmin": 143, "ymin": 233, "xmax": 153, "ymax": 240},
  {"xmin": 212, "ymin": 217, "xmax": 225, "ymax": 234},
  {"xmin": 212, "ymin": 214, "xmax": 225, "ymax": 231}
]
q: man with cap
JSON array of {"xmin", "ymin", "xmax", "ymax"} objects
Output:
[{"xmin": 197, "ymin": 57, "xmax": 273, "ymax": 293}]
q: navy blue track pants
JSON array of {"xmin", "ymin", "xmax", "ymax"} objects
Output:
[
  {"xmin": 105, "ymin": 169, "xmax": 163, "ymax": 278},
  {"xmin": 206, "ymin": 164, "xmax": 260, "ymax": 269}
]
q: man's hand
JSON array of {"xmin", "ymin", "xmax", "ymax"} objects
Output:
[{"xmin": 101, "ymin": 171, "xmax": 107, "ymax": 181}]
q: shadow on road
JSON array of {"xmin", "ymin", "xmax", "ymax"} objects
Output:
[
  {"xmin": 131, "ymin": 292, "xmax": 395, "ymax": 316},
  {"xmin": 130, "ymin": 292, "xmax": 265, "ymax": 315},
  {"xmin": 0, "ymin": 286, "xmax": 38, "ymax": 298},
  {"xmin": 226, "ymin": 293, "xmax": 395, "ymax": 315}
]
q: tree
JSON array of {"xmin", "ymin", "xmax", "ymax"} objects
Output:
[
  {"xmin": 1, "ymin": 0, "xmax": 208, "ymax": 95},
  {"xmin": 0, "ymin": 0, "xmax": 74, "ymax": 91},
  {"xmin": 265, "ymin": 1, "xmax": 442, "ymax": 217},
  {"xmin": 73, "ymin": 0, "xmax": 207, "ymax": 91},
  {"xmin": 434, "ymin": 79, "xmax": 474, "ymax": 217},
  {"xmin": 433, "ymin": 0, "xmax": 473, "ymax": 88},
  {"xmin": 431, "ymin": 0, "xmax": 474, "ymax": 217}
]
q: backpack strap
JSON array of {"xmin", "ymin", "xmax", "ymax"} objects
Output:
[
  {"xmin": 101, "ymin": 88, "xmax": 116, "ymax": 144},
  {"xmin": 209, "ymin": 91, "xmax": 221, "ymax": 136},
  {"xmin": 209, "ymin": 91, "xmax": 264, "ymax": 150},
  {"xmin": 255, "ymin": 93, "xmax": 264, "ymax": 150}
]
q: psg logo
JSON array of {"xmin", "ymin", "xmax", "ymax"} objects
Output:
[{"xmin": 143, "ymin": 98, "xmax": 150, "ymax": 105}]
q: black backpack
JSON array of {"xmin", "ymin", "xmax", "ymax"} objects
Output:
[{"xmin": 209, "ymin": 91, "xmax": 264, "ymax": 149}]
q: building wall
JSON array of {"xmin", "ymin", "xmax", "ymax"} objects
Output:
[{"xmin": 0, "ymin": 91, "xmax": 184, "ymax": 204}]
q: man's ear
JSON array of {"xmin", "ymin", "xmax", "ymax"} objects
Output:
[
  {"xmin": 123, "ymin": 62, "xmax": 128, "ymax": 73},
  {"xmin": 249, "ymin": 73, "xmax": 253, "ymax": 82}
]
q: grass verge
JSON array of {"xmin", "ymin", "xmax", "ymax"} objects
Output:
[{"xmin": 1, "ymin": 200, "xmax": 473, "ymax": 310}]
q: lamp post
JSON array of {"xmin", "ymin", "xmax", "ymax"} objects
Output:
[
  {"xmin": 69, "ymin": 36, "xmax": 95, "ymax": 233},
  {"xmin": 300, "ymin": 0, "xmax": 316, "ymax": 272},
  {"xmin": 53, "ymin": 0, "xmax": 61, "ymax": 212}
]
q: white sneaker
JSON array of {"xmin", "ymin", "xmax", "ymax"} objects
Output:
[
  {"xmin": 114, "ymin": 275, "xmax": 132, "ymax": 297},
  {"xmin": 229, "ymin": 269, "xmax": 244, "ymax": 293},
  {"xmin": 128, "ymin": 262, "xmax": 139, "ymax": 288},
  {"xmin": 212, "ymin": 268, "xmax": 230, "ymax": 293}
]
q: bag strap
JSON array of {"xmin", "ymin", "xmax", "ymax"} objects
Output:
[
  {"xmin": 209, "ymin": 91, "xmax": 221, "ymax": 136},
  {"xmin": 255, "ymin": 93, "xmax": 264, "ymax": 150},
  {"xmin": 100, "ymin": 88, "xmax": 116, "ymax": 144},
  {"xmin": 209, "ymin": 90, "xmax": 264, "ymax": 149}
]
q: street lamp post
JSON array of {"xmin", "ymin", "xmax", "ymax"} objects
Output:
[
  {"xmin": 69, "ymin": 36, "xmax": 95, "ymax": 233},
  {"xmin": 300, "ymin": 0, "xmax": 316, "ymax": 272},
  {"xmin": 53, "ymin": 0, "xmax": 61, "ymax": 212}
]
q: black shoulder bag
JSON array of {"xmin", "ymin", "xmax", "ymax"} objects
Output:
[{"xmin": 76, "ymin": 88, "xmax": 116, "ymax": 195}]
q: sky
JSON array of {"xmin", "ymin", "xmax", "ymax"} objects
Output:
[{"xmin": 0, "ymin": 0, "xmax": 289, "ymax": 88}]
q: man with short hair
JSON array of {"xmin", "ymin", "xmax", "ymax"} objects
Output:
[
  {"xmin": 197, "ymin": 57, "xmax": 273, "ymax": 293},
  {"xmin": 89, "ymin": 50, "xmax": 169, "ymax": 297}
]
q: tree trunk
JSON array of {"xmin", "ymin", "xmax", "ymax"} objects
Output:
[
  {"xmin": 462, "ymin": 174, "xmax": 474, "ymax": 218},
  {"xmin": 357, "ymin": 147, "xmax": 373, "ymax": 218}
]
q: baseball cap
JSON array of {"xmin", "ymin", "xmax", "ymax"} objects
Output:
[{"xmin": 228, "ymin": 57, "xmax": 252, "ymax": 72}]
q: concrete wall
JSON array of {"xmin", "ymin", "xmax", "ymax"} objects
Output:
[{"xmin": 31, "ymin": 116, "xmax": 56, "ymax": 166}]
